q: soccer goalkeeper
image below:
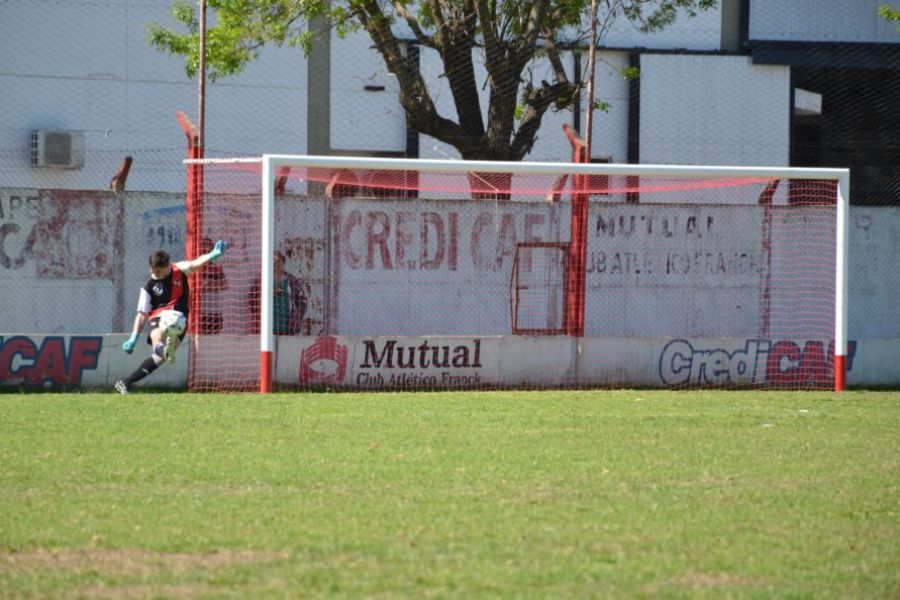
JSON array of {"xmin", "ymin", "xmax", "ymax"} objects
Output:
[{"xmin": 114, "ymin": 240, "xmax": 228, "ymax": 395}]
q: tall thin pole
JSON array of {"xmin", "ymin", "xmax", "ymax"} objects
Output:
[
  {"xmin": 198, "ymin": 0, "xmax": 207, "ymax": 150},
  {"xmin": 834, "ymin": 174, "xmax": 850, "ymax": 391},
  {"xmin": 189, "ymin": 0, "xmax": 207, "ymax": 384},
  {"xmin": 260, "ymin": 156, "xmax": 276, "ymax": 393},
  {"xmin": 583, "ymin": 0, "xmax": 599, "ymax": 159}
]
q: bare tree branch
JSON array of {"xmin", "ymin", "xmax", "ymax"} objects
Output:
[
  {"xmin": 511, "ymin": 80, "xmax": 580, "ymax": 159},
  {"xmin": 475, "ymin": 0, "xmax": 503, "ymax": 70},
  {"xmin": 542, "ymin": 30, "xmax": 570, "ymax": 84},
  {"xmin": 427, "ymin": 0, "xmax": 448, "ymax": 49},
  {"xmin": 520, "ymin": 0, "xmax": 550, "ymax": 55},
  {"xmin": 392, "ymin": 1, "xmax": 437, "ymax": 48}
]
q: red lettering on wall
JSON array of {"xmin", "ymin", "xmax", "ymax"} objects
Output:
[
  {"xmin": 395, "ymin": 211, "xmax": 414, "ymax": 270},
  {"xmin": 366, "ymin": 211, "xmax": 391, "ymax": 270},
  {"xmin": 0, "ymin": 336, "xmax": 102, "ymax": 387},
  {"xmin": 497, "ymin": 213, "xmax": 517, "ymax": 270},
  {"xmin": 767, "ymin": 341, "xmax": 804, "ymax": 386},
  {"xmin": 524, "ymin": 213, "xmax": 545, "ymax": 243},
  {"xmin": 420, "ymin": 212, "xmax": 445, "ymax": 270},
  {"xmin": 766, "ymin": 340, "xmax": 839, "ymax": 388},
  {"xmin": 0, "ymin": 337, "xmax": 36, "ymax": 382},
  {"xmin": 68, "ymin": 338, "xmax": 103, "ymax": 384},
  {"xmin": 470, "ymin": 211, "xmax": 548, "ymax": 272},
  {"xmin": 471, "ymin": 212, "xmax": 492, "ymax": 270},
  {"xmin": 798, "ymin": 341, "xmax": 827, "ymax": 387},
  {"xmin": 342, "ymin": 210, "xmax": 362, "ymax": 269},
  {"xmin": 448, "ymin": 212, "xmax": 458, "ymax": 271},
  {"xmin": 29, "ymin": 338, "xmax": 66, "ymax": 384}
]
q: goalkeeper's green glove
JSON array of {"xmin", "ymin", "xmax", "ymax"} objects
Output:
[
  {"xmin": 208, "ymin": 239, "xmax": 229, "ymax": 263},
  {"xmin": 122, "ymin": 333, "xmax": 139, "ymax": 354}
]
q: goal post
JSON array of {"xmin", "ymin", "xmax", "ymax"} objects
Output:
[
  {"xmin": 185, "ymin": 154, "xmax": 850, "ymax": 392},
  {"xmin": 261, "ymin": 155, "xmax": 276, "ymax": 393},
  {"xmin": 835, "ymin": 176, "xmax": 850, "ymax": 391}
]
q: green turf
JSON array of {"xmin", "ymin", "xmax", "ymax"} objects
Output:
[{"xmin": 0, "ymin": 390, "xmax": 897, "ymax": 598}]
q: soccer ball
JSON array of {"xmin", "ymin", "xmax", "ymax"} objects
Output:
[{"xmin": 159, "ymin": 310, "xmax": 186, "ymax": 336}]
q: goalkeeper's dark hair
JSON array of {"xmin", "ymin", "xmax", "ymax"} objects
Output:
[{"xmin": 149, "ymin": 250, "xmax": 171, "ymax": 268}]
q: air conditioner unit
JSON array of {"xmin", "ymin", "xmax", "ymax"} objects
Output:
[{"xmin": 30, "ymin": 129, "xmax": 85, "ymax": 169}]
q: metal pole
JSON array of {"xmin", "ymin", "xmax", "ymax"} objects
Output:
[
  {"xmin": 584, "ymin": 0, "xmax": 599, "ymax": 159},
  {"xmin": 834, "ymin": 174, "xmax": 850, "ymax": 391},
  {"xmin": 198, "ymin": 0, "xmax": 207, "ymax": 150},
  {"xmin": 260, "ymin": 156, "xmax": 276, "ymax": 392}
]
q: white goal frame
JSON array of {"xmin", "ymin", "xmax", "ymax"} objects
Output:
[{"xmin": 187, "ymin": 154, "xmax": 850, "ymax": 393}]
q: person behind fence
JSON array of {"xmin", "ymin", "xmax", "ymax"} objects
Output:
[
  {"xmin": 114, "ymin": 240, "xmax": 229, "ymax": 394},
  {"xmin": 248, "ymin": 250, "xmax": 306, "ymax": 335}
]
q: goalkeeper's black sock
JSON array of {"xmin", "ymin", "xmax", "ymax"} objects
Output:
[{"xmin": 124, "ymin": 357, "xmax": 159, "ymax": 386}]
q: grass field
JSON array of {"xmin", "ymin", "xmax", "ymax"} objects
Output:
[{"xmin": 0, "ymin": 389, "xmax": 897, "ymax": 598}]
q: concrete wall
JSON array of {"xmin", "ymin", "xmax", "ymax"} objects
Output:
[
  {"xmin": 3, "ymin": 331, "xmax": 896, "ymax": 390},
  {"xmin": 1, "ymin": 2, "xmax": 797, "ymax": 187},
  {"xmin": 3, "ymin": 188, "xmax": 900, "ymax": 341},
  {"xmin": 0, "ymin": 189, "xmax": 186, "ymax": 334},
  {"xmin": 640, "ymin": 55, "xmax": 790, "ymax": 166},
  {"xmin": 749, "ymin": 0, "xmax": 899, "ymax": 43},
  {"xmin": 0, "ymin": 0, "xmax": 308, "ymax": 193},
  {"xmin": 2, "ymin": 188, "xmax": 898, "ymax": 389},
  {"xmin": 330, "ymin": 29, "xmax": 407, "ymax": 154}
]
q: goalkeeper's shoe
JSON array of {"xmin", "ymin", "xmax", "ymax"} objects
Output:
[
  {"xmin": 164, "ymin": 334, "xmax": 181, "ymax": 365},
  {"xmin": 114, "ymin": 380, "xmax": 130, "ymax": 395}
]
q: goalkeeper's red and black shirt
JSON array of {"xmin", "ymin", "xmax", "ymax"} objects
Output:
[{"xmin": 136, "ymin": 261, "xmax": 192, "ymax": 319}]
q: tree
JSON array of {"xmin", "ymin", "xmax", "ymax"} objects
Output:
[
  {"xmin": 149, "ymin": 0, "xmax": 716, "ymax": 162},
  {"xmin": 880, "ymin": 3, "xmax": 900, "ymax": 30}
]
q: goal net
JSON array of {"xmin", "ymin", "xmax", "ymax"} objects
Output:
[{"xmin": 184, "ymin": 155, "xmax": 849, "ymax": 392}]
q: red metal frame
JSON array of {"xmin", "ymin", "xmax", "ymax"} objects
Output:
[
  {"xmin": 177, "ymin": 111, "xmax": 204, "ymax": 390},
  {"xmin": 510, "ymin": 242, "xmax": 570, "ymax": 335},
  {"xmin": 562, "ymin": 123, "xmax": 588, "ymax": 337}
]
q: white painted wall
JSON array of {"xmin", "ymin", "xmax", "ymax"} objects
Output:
[
  {"xmin": 328, "ymin": 196, "xmax": 570, "ymax": 335},
  {"xmin": 640, "ymin": 54, "xmax": 790, "ymax": 166},
  {"xmin": 330, "ymin": 29, "xmax": 407, "ymax": 153},
  {"xmin": 3, "ymin": 187, "xmax": 900, "ymax": 341},
  {"xmin": 848, "ymin": 208, "xmax": 900, "ymax": 338},
  {"xmin": 0, "ymin": 0, "xmax": 308, "ymax": 193},
  {"xmin": 0, "ymin": 189, "xmax": 187, "ymax": 334},
  {"xmin": 582, "ymin": 51, "xmax": 632, "ymax": 164},
  {"xmin": 2, "ymin": 331, "xmax": 895, "ymax": 390},
  {"xmin": 3, "ymin": 1, "xmax": 844, "ymax": 187},
  {"xmin": 750, "ymin": 0, "xmax": 899, "ymax": 43},
  {"xmin": 583, "ymin": 202, "xmax": 836, "ymax": 340},
  {"xmin": 2, "ymin": 185, "xmax": 900, "ymax": 389}
]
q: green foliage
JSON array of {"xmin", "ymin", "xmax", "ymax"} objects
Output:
[
  {"xmin": 0, "ymin": 390, "xmax": 898, "ymax": 597},
  {"xmin": 514, "ymin": 103, "xmax": 525, "ymax": 121},
  {"xmin": 880, "ymin": 3, "xmax": 900, "ymax": 29},
  {"xmin": 622, "ymin": 0, "xmax": 717, "ymax": 32},
  {"xmin": 148, "ymin": 0, "xmax": 333, "ymax": 80},
  {"xmin": 620, "ymin": 65, "xmax": 640, "ymax": 80}
]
